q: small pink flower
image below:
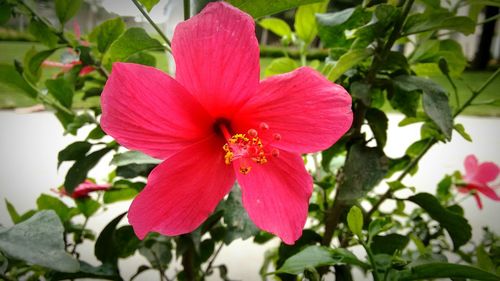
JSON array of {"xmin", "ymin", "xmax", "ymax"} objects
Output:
[
  {"xmin": 458, "ymin": 154, "xmax": 500, "ymax": 209},
  {"xmin": 42, "ymin": 60, "xmax": 95, "ymax": 77},
  {"xmin": 55, "ymin": 180, "xmax": 111, "ymax": 199},
  {"xmin": 100, "ymin": 3, "xmax": 352, "ymax": 244}
]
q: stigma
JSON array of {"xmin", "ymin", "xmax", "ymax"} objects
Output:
[{"xmin": 220, "ymin": 123, "xmax": 281, "ymax": 175}]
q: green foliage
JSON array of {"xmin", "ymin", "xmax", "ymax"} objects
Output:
[
  {"xmin": 294, "ymin": 1, "xmax": 327, "ymax": 44},
  {"xmin": 403, "ymin": 9, "xmax": 475, "ymax": 35},
  {"xmin": 408, "ymin": 193, "xmax": 472, "ymax": 249},
  {"xmin": 110, "ymin": 150, "xmax": 161, "ymax": 166},
  {"xmin": 37, "ymin": 194, "xmax": 79, "ymax": 222},
  {"xmin": 259, "ymin": 18, "xmax": 292, "ymax": 38},
  {"xmin": 396, "ymin": 262, "xmax": 500, "ymax": 281},
  {"xmin": 219, "ymin": 186, "xmax": 259, "ymax": 243},
  {"xmin": 28, "ymin": 18, "xmax": 59, "ymax": 48},
  {"xmin": 138, "ymin": 0, "xmax": 160, "ymax": 12},
  {"xmin": 326, "ymin": 48, "xmax": 372, "ymax": 81},
  {"xmin": 46, "ymin": 77, "xmax": 74, "ymax": 108},
  {"xmin": 55, "ymin": 0, "xmax": 83, "ymax": 25},
  {"xmin": 347, "ymin": 206, "xmax": 364, "ymax": 238},
  {"xmin": 89, "ymin": 18, "xmax": 126, "ymax": 54},
  {"xmin": 264, "ymin": 57, "xmax": 298, "ymax": 77},
  {"xmin": 228, "ymin": 0, "xmax": 324, "ymax": 18},
  {"xmin": 0, "ymin": 211, "xmax": 80, "ymax": 272},
  {"xmin": 0, "ymin": 64, "xmax": 38, "ymax": 98}
]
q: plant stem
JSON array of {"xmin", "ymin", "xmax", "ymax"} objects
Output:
[
  {"xmin": 184, "ymin": 0, "xmax": 191, "ymax": 20},
  {"xmin": 361, "ymin": 241, "xmax": 381, "ymax": 281},
  {"xmin": 71, "ymin": 216, "xmax": 90, "ymax": 255},
  {"xmin": 202, "ymin": 243, "xmax": 224, "ymax": 278},
  {"xmin": 367, "ymin": 67, "xmax": 500, "ymax": 217},
  {"xmin": 130, "ymin": 0, "xmax": 172, "ymax": 49}
]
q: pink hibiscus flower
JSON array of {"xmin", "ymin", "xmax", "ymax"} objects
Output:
[
  {"xmin": 55, "ymin": 179, "xmax": 111, "ymax": 199},
  {"xmin": 458, "ymin": 154, "xmax": 500, "ymax": 209},
  {"xmin": 100, "ymin": 2, "xmax": 352, "ymax": 244}
]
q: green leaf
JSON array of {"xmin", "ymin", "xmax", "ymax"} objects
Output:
[
  {"xmin": 4, "ymin": 199, "xmax": 20, "ymax": 224},
  {"xmin": 227, "ymin": 0, "xmax": 323, "ymax": 18},
  {"xmin": 0, "ymin": 64, "xmax": 38, "ymax": 99},
  {"xmin": 476, "ymin": 244, "xmax": 496, "ymax": 272},
  {"xmin": 25, "ymin": 48, "xmax": 57, "ymax": 83},
  {"xmin": 37, "ymin": 194, "xmax": 78, "ymax": 222},
  {"xmin": 337, "ymin": 143, "xmax": 388, "ymax": 201},
  {"xmin": 104, "ymin": 28, "xmax": 164, "ymax": 66},
  {"xmin": 55, "ymin": 0, "xmax": 83, "ymax": 24},
  {"xmin": 58, "ymin": 141, "xmax": 92, "ymax": 167},
  {"xmin": 0, "ymin": 2, "xmax": 11, "ymax": 25},
  {"xmin": 367, "ymin": 217, "xmax": 392, "ymax": 239},
  {"xmin": 110, "ymin": 150, "xmax": 161, "ymax": 166},
  {"xmin": 89, "ymin": 17, "xmax": 125, "ymax": 53},
  {"xmin": 404, "ymin": 10, "xmax": 475, "ymax": 35},
  {"xmin": 294, "ymin": 1, "xmax": 328, "ymax": 44},
  {"xmin": 126, "ymin": 51, "xmax": 156, "ymax": 67},
  {"xmin": 75, "ymin": 198, "xmax": 100, "ymax": 218},
  {"xmin": 87, "ymin": 126, "xmax": 106, "ymax": 140},
  {"xmin": 397, "ymin": 262, "xmax": 500, "ymax": 281},
  {"xmin": 0, "ymin": 210, "xmax": 79, "ymax": 272},
  {"xmin": 276, "ymin": 245, "xmax": 368, "ymax": 274},
  {"xmin": 139, "ymin": 235, "xmax": 172, "ymax": 270},
  {"xmin": 95, "ymin": 212, "xmax": 127, "ymax": 265},
  {"xmin": 454, "ymin": 123, "xmax": 472, "ymax": 142},
  {"xmin": 28, "ymin": 18, "xmax": 59, "ymax": 48},
  {"xmin": 259, "ymin": 18, "xmax": 292, "ymax": 38},
  {"xmin": 366, "ymin": 108, "xmax": 388, "ymax": 148},
  {"xmin": 46, "ymin": 77, "xmax": 74, "ymax": 108},
  {"xmin": 103, "ymin": 188, "xmax": 138, "ymax": 204},
  {"xmin": 64, "ymin": 146, "xmax": 113, "ymax": 194},
  {"xmin": 321, "ymin": 136, "xmax": 348, "ymax": 172},
  {"xmin": 389, "ymin": 88, "xmax": 420, "ymax": 117},
  {"xmin": 327, "ymin": 48, "xmax": 372, "ymax": 81},
  {"xmin": 219, "ymin": 186, "xmax": 259, "ymax": 244},
  {"xmin": 405, "ymin": 139, "xmax": 431, "ymax": 158},
  {"xmin": 393, "ymin": 75, "xmax": 452, "ymax": 139},
  {"xmin": 316, "ymin": 7, "xmax": 372, "ymax": 48},
  {"xmin": 264, "ymin": 57, "xmax": 298, "ymax": 77},
  {"xmin": 138, "ymin": 0, "xmax": 160, "ymax": 12},
  {"xmin": 408, "ymin": 193, "xmax": 472, "ymax": 249},
  {"xmin": 347, "ymin": 206, "xmax": 363, "ymax": 238},
  {"xmin": 47, "ymin": 261, "xmax": 119, "ymax": 280},
  {"xmin": 115, "ymin": 226, "xmax": 141, "ymax": 258},
  {"xmin": 371, "ymin": 234, "xmax": 409, "ymax": 255}
]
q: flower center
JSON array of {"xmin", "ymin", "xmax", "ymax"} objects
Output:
[{"xmin": 219, "ymin": 122, "xmax": 281, "ymax": 175}]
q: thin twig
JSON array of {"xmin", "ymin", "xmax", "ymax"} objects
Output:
[
  {"xmin": 202, "ymin": 243, "xmax": 224, "ymax": 278},
  {"xmin": 130, "ymin": 0, "xmax": 172, "ymax": 50},
  {"xmin": 183, "ymin": 0, "xmax": 191, "ymax": 21}
]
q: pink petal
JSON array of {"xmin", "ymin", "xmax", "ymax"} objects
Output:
[
  {"xmin": 475, "ymin": 162, "xmax": 500, "ymax": 184},
  {"xmin": 235, "ymin": 151, "xmax": 313, "ymax": 244},
  {"xmin": 72, "ymin": 180, "xmax": 111, "ymax": 198},
  {"xmin": 463, "ymin": 154, "xmax": 478, "ymax": 181},
  {"xmin": 101, "ymin": 63, "xmax": 213, "ymax": 160},
  {"xmin": 473, "ymin": 193, "xmax": 483, "ymax": 209},
  {"xmin": 172, "ymin": 2, "xmax": 260, "ymax": 117},
  {"xmin": 474, "ymin": 184, "xmax": 500, "ymax": 201},
  {"xmin": 128, "ymin": 135, "xmax": 235, "ymax": 239},
  {"xmin": 233, "ymin": 67, "xmax": 352, "ymax": 154}
]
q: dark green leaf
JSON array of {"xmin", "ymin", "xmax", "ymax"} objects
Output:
[
  {"xmin": 58, "ymin": 141, "xmax": 92, "ymax": 167},
  {"xmin": 25, "ymin": 48, "xmax": 57, "ymax": 83},
  {"xmin": 89, "ymin": 17, "xmax": 125, "ymax": 53},
  {"xmin": 366, "ymin": 108, "xmax": 388, "ymax": 148},
  {"xmin": 337, "ymin": 143, "xmax": 388, "ymax": 201},
  {"xmin": 0, "ymin": 211, "xmax": 79, "ymax": 272},
  {"xmin": 115, "ymin": 226, "xmax": 140, "ymax": 258},
  {"xmin": 64, "ymin": 146, "xmax": 112, "ymax": 194},
  {"xmin": 371, "ymin": 234, "xmax": 409, "ymax": 255},
  {"xmin": 393, "ymin": 75, "xmax": 452, "ymax": 139},
  {"xmin": 327, "ymin": 48, "xmax": 372, "ymax": 81},
  {"xmin": 259, "ymin": 18, "xmax": 292, "ymax": 38},
  {"xmin": 264, "ymin": 57, "xmax": 298, "ymax": 77},
  {"xmin": 126, "ymin": 51, "xmax": 156, "ymax": 67},
  {"xmin": 111, "ymin": 150, "xmax": 161, "ymax": 166},
  {"xmin": 316, "ymin": 7, "xmax": 372, "ymax": 48},
  {"xmin": 408, "ymin": 193, "xmax": 472, "ymax": 249},
  {"xmin": 227, "ymin": 0, "xmax": 323, "ymax": 18},
  {"xmin": 347, "ymin": 206, "xmax": 363, "ymax": 238},
  {"xmin": 28, "ymin": 18, "xmax": 59, "ymax": 48},
  {"xmin": 0, "ymin": 64, "xmax": 38, "ymax": 99},
  {"xmin": 87, "ymin": 125, "xmax": 106, "ymax": 140},
  {"xmin": 104, "ymin": 28, "xmax": 164, "ymax": 66},
  {"xmin": 37, "ymin": 194, "xmax": 78, "ymax": 222},
  {"xmin": 83, "ymin": 87, "xmax": 102, "ymax": 100},
  {"xmin": 389, "ymin": 88, "xmax": 420, "ymax": 117},
  {"xmin": 55, "ymin": 0, "xmax": 83, "ymax": 24},
  {"xmin": 116, "ymin": 163, "xmax": 156, "ymax": 178},
  {"xmin": 436, "ymin": 175, "xmax": 452, "ymax": 202},
  {"xmin": 4, "ymin": 199, "xmax": 20, "ymax": 224},
  {"xmin": 404, "ymin": 10, "xmax": 475, "ymax": 35},
  {"xmin": 321, "ymin": 136, "xmax": 347, "ymax": 172},
  {"xmin": 476, "ymin": 244, "xmax": 496, "ymax": 273},
  {"xmin": 139, "ymin": 236, "xmax": 172, "ymax": 270},
  {"xmin": 75, "ymin": 198, "xmax": 100, "ymax": 218},
  {"xmin": 47, "ymin": 261, "xmax": 119, "ymax": 280},
  {"xmin": 95, "ymin": 212, "xmax": 127, "ymax": 265},
  {"xmin": 0, "ymin": 3, "xmax": 11, "ymax": 25},
  {"xmin": 220, "ymin": 186, "xmax": 259, "ymax": 244},
  {"xmin": 368, "ymin": 217, "xmax": 392, "ymax": 239},
  {"xmin": 46, "ymin": 77, "xmax": 74, "ymax": 108},
  {"xmin": 397, "ymin": 262, "xmax": 499, "ymax": 281},
  {"xmin": 138, "ymin": 0, "xmax": 160, "ymax": 12}
]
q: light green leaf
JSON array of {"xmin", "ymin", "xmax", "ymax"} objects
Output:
[
  {"xmin": 347, "ymin": 206, "xmax": 363, "ymax": 238},
  {"xmin": 294, "ymin": 1, "xmax": 328, "ymax": 44},
  {"xmin": 138, "ymin": 0, "xmax": 160, "ymax": 12},
  {"xmin": 259, "ymin": 18, "xmax": 292, "ymax": 38},
  {"xmin": 227, "ymin": 0, "xmax": 323, "ymax": 18},
  {"xmin": 264, "ymin": 57, "xmax": 298, "ymax": 77},
  {"xmin": 75, "ymin": 198, "xmax": 100, "ymax": 218},
  {"xmin": 104, "ymin": 28, "xmax": 164, "ymax": 66},
  {"xmin": 28, "ymin": 18, "xmax": 59, "ymax": 48},
  {"xmin": 89, "ymin": 17, "xmax": 126, "ymax": 53},
  {"xmin": 327, "ymin": 48, "xmax": 372, "ymax": 81},
  {"xmin": 0, "ymin": 64, "xmax": 38, "ymax": 99},
  {"xmin": 55, "ymin": 0, "xmax": 83, "ymax": 24},
  {"xmin": 454, "ymin": 123, "xmax": 472, "ymax": 142},
  {"xmin": 46, "ymin": 77, "xmax": 74, "ymax": 108},
  {"xmin": 103, "ymin": 188, "xmax": 138, "ymax": 204},
  {"xmin": 37, "ymin": 194, "xmax": 78, "ymax": 222},
  {"xmin": 111, "ymin": 150, "xmax": 161, "ymax": 166},
  {"xmin": 0, "ymin": 211, "xmax": 79, "ymax": 272}
]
